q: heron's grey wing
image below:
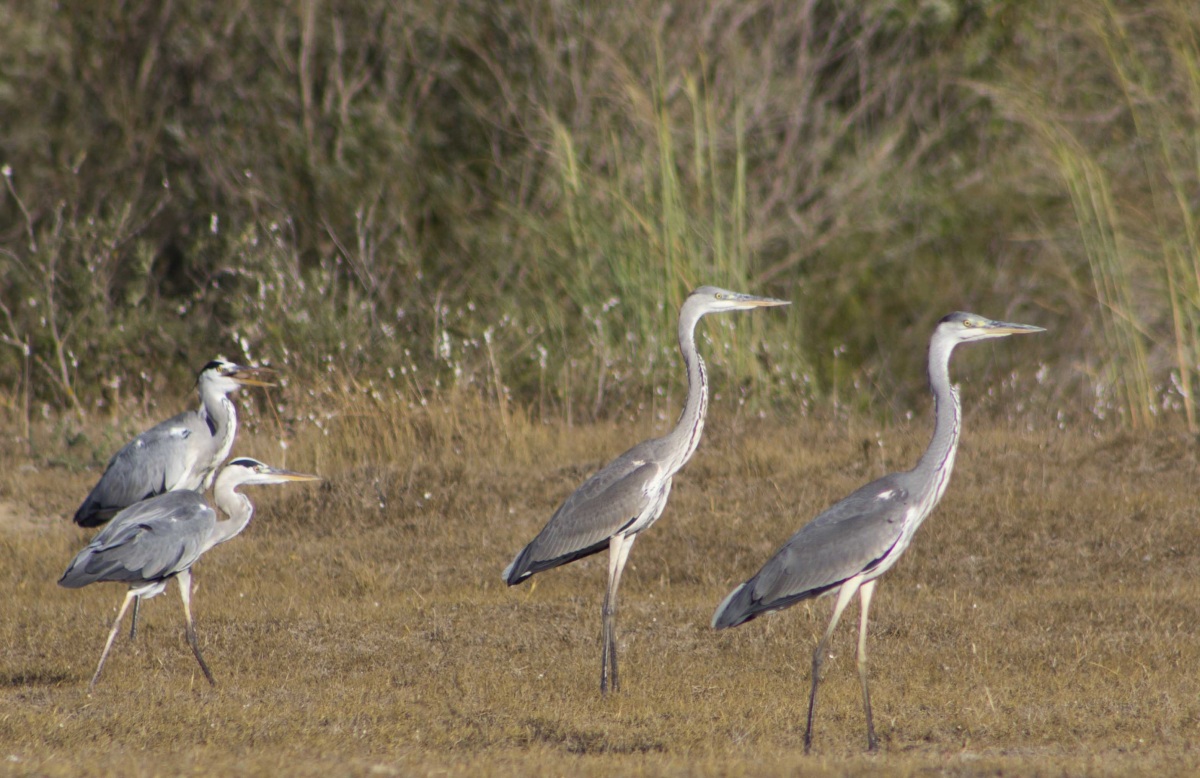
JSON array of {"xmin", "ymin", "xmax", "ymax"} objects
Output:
[
  {"xmin": 714, "ymin": 476, "xmax": 911, "ymax": 628},
  {"xmin": 73, "ymin": 410, "xmax": 211, "ymax": 527},
  {"xmin": 60, "ymin": 492, "xmax": 216, "ymax": 588},
  {"xmin": 504, "ymin": 452, "xmax": 662, "ymax": 584}
]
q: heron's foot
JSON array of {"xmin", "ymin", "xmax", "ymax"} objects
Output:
[{"xmin": 599, "ymin": 668, "xmax": 620, "ymax": 695}]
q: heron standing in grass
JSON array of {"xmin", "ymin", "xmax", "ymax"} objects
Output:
[
  {"xmin": 74, "ymin": 359, "xmax": 275, "ymax": 528},
  {"xmin": 712, "ymin": 312, "xmax": 1043, "ymax": 752},
  {"xmin": 60, "ymin": 457, "xmax": 320, "ymax": 690},
  {"xmin": 503, "ymin": 286, "xmax": 790, "ymax": 694}
]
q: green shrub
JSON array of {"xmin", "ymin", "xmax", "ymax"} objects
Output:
[{"xmin": 3, "ymin": 0, "xmax": 1195, "ymax": 432}]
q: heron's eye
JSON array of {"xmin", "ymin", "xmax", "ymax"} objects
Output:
[{"xmin": 963, "ymin": 319, "xmax": 976, "ymax": 328}]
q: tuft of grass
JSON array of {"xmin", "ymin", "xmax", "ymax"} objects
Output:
[
  {"xmin": 1054, "ymin": 140, "xmax": 1155, "ymax": 430},
  {"xmin": 977, "ymin": 0, "xmax": 1200, "ymax": 431},
  {"xmin": 534, "ymin": 31, "xmax": 800, "ymax": 421}
]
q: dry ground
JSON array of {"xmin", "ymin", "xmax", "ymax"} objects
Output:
[{"xmin": 2, "ymin": 402, "xmax": 1199, "ymax": 776}]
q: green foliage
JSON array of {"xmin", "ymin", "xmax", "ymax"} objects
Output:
[
  {"xmin": 1, "ymin": 0, "xmax": 1196, "ymax": 429},
  {"xmin": 987, "ymin": 0, "xmax": 1200, "ymax": 429}
]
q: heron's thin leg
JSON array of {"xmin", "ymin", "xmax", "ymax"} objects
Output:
[
  {"xmin": 89, "ymin": 589, "xmax": 137, "ymax": 691},
  {"xmin": 129, "ymin": 597, "xmax": 140, "ymax": 641},
  {"xmin": 600, "ymin": 532, "xmax": 636, "ymax": 695},
  {"xmin": 805, "ymin": 574, "xmax": 864, "ymax": 754},
  {"xmin": 857, "ymin": 578, "xmax": 878, "ymax": 752},
  {"xmin": 176, "ymin": 570, "xmax": 215, "ymax": 686}
]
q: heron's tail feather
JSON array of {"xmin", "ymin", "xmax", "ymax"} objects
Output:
[
  {"xmin": 502, "ymin": 547, "xmax": 533, "ymax": 586},
  {"xmin": 73, "ymin": 497, "xmax": 116, "ymax": 527},
  {"xmin": 503, "ymin": 536, "xmax": 614, "ymax": 586},
  {"xmin": 712, "ymin": 582, "xmax": 756, "ymax": 630},
  {"xmin": 58, "ymin": 555, "xmax": 97, "ymax": 589}
]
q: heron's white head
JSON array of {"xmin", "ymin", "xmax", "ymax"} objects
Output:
[
  {"xmin": 685, "ymin": 285, "xmax": 790, "ymax": 316},
  {"xmin": 217, "ymin": 457, "xmax": 322, "ymax": 489},
  {"xmin": 934, "ymin": 312, "xmax": 1045, "ymax": 345},
  {"xmin": 197, "ymin": 359, "xmax": 276, "ymax": 394}
]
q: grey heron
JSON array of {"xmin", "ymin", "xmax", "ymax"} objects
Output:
[
  {"xmin": 60, "ymin": 457, "xmax": 320, "ymax": 690},
  {"xmin": 711, "ymin": 312, "xmax": 1043, "ymax": 752},
  {"xmin": 73, "ymin": 359, "xmax": 274, "ymax": 528},
  {"xmin": 503, "ymin": 286, "xmax": 790, "ymax": 694}
]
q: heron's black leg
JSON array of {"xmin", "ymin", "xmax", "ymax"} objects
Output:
[
  {"xmin": 804, "ymin": 575, "xmax": 864, "ymax": 753},
  {"xmin": 600, "ymin": 533, "xmax": 636, "ymax": 695},
  {"xmin": 857, "ymin": 579, "xmax": 878, "ymax": 752},
  {"xmin": 89, "ymin": 589, "xmax": 137, "ymax": 691},
  {"xmin": 177, "ymin": 570, "xmax": 216, "ymax": 686}
]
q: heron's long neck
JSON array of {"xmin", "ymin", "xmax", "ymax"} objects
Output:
[
  {"xmin": 661, "ymin": 305, "xmax": 709, "ymax": 475},
  {"xmin": 197, "ymin": 383, "xmax": 238, "ymax": 483},
  {"xmin": 205, "ymin": 482, "xmax": 254, "ymax": 552},
  {"xmin": 913, "ymin": 335, "xmax": 961, "ymax": 505}
]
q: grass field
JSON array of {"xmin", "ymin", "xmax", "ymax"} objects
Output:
[{"xmin": 2, "ymin": 400, "xmax": 1199, "ymax": 776}]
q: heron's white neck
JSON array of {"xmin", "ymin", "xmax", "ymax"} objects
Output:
[
  {"xmin": 661, "ymin": 301, "xmax": 709, "ymax": 475},
  {"xmin": 913, "ymin": 332, "xmax": 962, "ymax": 504},
  {"xmin": 197, "ymin": 382, "xmax": 239, "ymax": 488},
  {"xmin": 204, "ymin": 480, "xmax": 255, "ymax": 553}
]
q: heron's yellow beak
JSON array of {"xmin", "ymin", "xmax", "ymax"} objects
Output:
[
  {"xmin": 983, "ymin": 320, "xmax": 1045, "ymax": 336},
  {"xmin": 744, "ymin": 297, "xmax": 790, "ymax": 308},
  {"xmin": 269, "ymin": 469, "xmax": 322, "ymax": 483},
  {"xmin": 231, "ymin": 367, "xmax": 277, "ymax": 388}
]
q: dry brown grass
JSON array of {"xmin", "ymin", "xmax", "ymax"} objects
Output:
[{"xmin": 2, "ymin": 396, "xmax": 1200, "ymax": 776}]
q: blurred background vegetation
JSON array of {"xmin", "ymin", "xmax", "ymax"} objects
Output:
[{"xmin": 0, "ymin": 0, "xmax": 1197, "ymax": 440}]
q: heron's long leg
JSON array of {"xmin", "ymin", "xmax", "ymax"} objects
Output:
[
  {"xmin": 600, "ymin": 532, "xmax": 636, "ymax": 695},
  {"xmin": 89, "ymin": 589, "xmax": 137, "ymax": 690},
  {"xmin": 804, "ymin": 574, "xmax": 865, "ymax": 754},
  {"xmin": 129, "ymin": 597, "xmax": 140, "ymax": 641},
  {"xmin": 176, "ymin": 569, "xmax": 216, "ymax": 686},
  {"xmin": 857, "ymin": 578, "xmax": 878, "ymax": 752}
]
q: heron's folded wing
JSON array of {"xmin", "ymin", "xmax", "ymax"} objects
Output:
[
  {"xmin": 61, "ymin": 493, "xmax": 215, "ymax": 587},
  {"xmin": 507, "ymin": 457, "xmax": 662, "ymax": 580},
  {"xmin": 749, "ymin": 480, "xmax": 912, "ymax": 609},
  {"xmin": 73, "ymin": 411, "xmax": 209, "ymax": 527}
]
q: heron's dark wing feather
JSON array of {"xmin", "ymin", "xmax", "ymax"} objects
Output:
[
  {"xmin": 60, "ymin": 492, "xmax": 215, "ymax": 588},
  {"xmin": 714, "ymin": 475, "xmax": 911, "ymax": 628},
  {"xmin": 504, "ymin": 453, "xmax": 661, "ymax": 584},
  {"xmin": 73, "ymin": 410, "xmax": 213, "ymax": 527}
]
